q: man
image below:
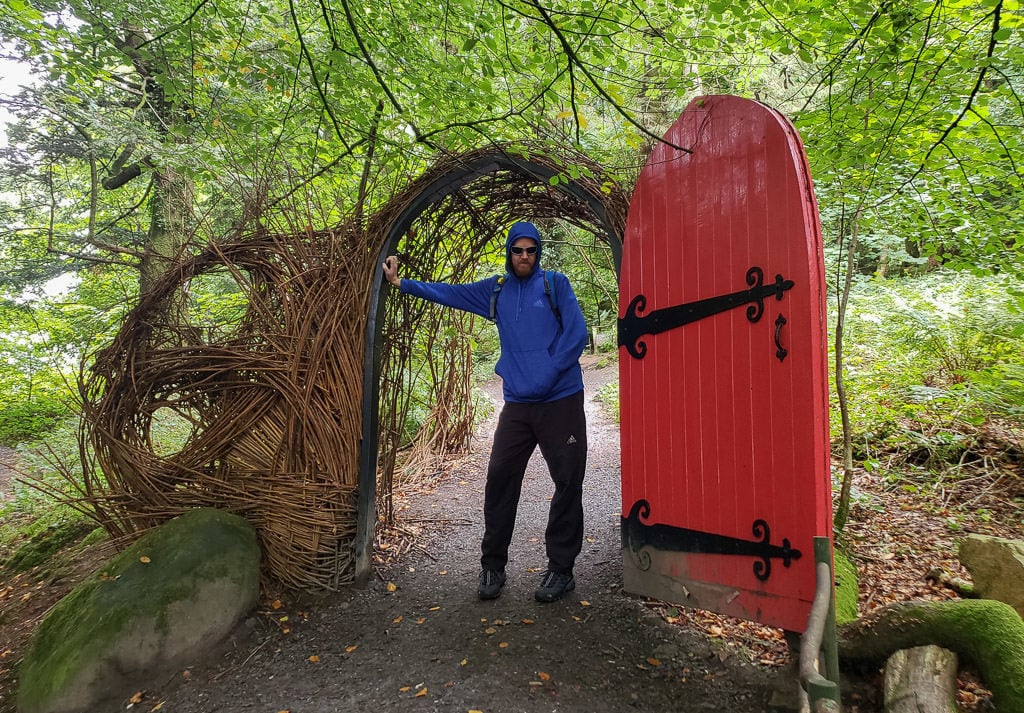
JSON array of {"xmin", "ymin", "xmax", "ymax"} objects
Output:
[{"xmin": 381, "ymin": 221, "xmax": 588, "ymax": 602}]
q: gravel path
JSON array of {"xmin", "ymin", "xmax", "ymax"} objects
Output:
[{"xmin": 141, "ymin": 358, "xmax": 780, "ymax": 713}]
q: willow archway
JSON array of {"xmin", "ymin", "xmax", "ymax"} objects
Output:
[{"xmin": 356, "ymin": 147, "xmax": 628, "ymax": 580}]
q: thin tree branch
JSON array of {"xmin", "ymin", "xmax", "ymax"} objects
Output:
[
  {"xmin": 895, "ymin": 1, "xmax": 1005, "ymax": 192},
  {"xmin": 287, "ymin": 0, "xmax": 350, "ymax": 145},
  {"xmin": 525, "ymin": 0, "xmax": 688, "ymax": 153}
]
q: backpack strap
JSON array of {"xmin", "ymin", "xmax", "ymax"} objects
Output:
[
  {"xmin": 488, "ymin": 273, "xmax": 509, "ymax": 322},
  {"xmin": 543, "ymin": 270, "xmax": 563, "ymax": 330}
]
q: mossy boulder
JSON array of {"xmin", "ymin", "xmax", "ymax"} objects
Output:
[
  {"xmin": 958, "ymin": 534, "xmax": 1024, "ymax": 619},
  {"xmin": 17, "ymin": 508, "xmax": 260, "ymax": 713}
]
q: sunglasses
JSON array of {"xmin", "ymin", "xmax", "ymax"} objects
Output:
[{"xmin": 510, "ymin": 246, "xmax": 538, "ymax": 255}]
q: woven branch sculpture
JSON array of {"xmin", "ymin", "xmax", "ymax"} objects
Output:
[{"xmin": 78, "ymin": 144, "xmax": 630, "ymax": 590}]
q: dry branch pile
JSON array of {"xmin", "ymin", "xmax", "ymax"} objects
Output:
[{"xmin": 77, "ymin": 144, "xmax": 630, "ymax": 590}]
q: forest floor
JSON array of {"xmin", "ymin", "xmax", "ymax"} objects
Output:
[{"xmin": 0, "ymin": 354, "xmax": 1021, "ymax": 712}]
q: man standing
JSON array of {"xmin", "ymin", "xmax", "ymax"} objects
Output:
[{"xmin": 381, "ymin": 221, "xmax": 588, "ymax": 602}]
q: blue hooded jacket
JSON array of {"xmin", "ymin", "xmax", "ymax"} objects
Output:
[{"xmin": 399, "ymin": 222, "xmax": 588, "ymax": 403}]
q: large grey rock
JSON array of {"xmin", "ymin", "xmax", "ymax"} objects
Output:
[
  {"xmin": 958, "ymin": 534, "xmax": 1024, "ymax": 619},
  {"xmin": 17, "ymin": 508, "xmax": 260, "ymax": 713}
]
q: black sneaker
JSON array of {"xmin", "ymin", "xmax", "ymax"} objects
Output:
[
  {"xmin": 477, "ymin": 569, "xmax": 506, "ymax": 600},
  {"xmin": 534, "ymin": 570, "xmax": 575, "ymax": 602}
]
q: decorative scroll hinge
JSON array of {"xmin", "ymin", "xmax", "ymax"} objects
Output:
[
  {"xmin": 618, "ymin": 266, "xmax": 794, "ymax": 359},
  {"xmin": 621, "ymin": 499, "xmax": 802, "ymax": 581}
]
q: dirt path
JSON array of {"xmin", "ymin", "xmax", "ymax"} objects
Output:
[{"xmin": 141, "ymin": 359, "xmax": 782, "ymax": 713}]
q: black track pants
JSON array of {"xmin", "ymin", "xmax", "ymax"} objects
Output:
[{"xmin": 480, "ymin": 390, "xmax": 587, "ymax": 575}]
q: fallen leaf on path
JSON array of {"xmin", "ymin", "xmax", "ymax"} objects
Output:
[
  {"xmin": 271, "ymin": 599, "xmax": 283, "ymax": 610},
  {"xmin": 429, "ymin": 606, "xmax": 440, "ymax": 611},
  {"xmin": 498, "ymin": 642, "xmax": 508, "ymax": 648},
  {"xmin": 139, "ymin": 556, "xmax": 151, "ymax": 563},
  {"xmin": 129, "ymin": 691, "xmax": 145, "ymax": 704},
  {"xmin": 345, "ymin": 645, "xmax": 358, "ymax": 653},
  {"xmin": 308, "ymin": 655, "xmax": 320, "ymax": 663},
  {"xmin": 399, "ymin": 686, "xmax": 411, "ymax": 693},
  {"xmin": 646, "ymin": 657, "xmax": 661, "ymax": 667},
  {"xmin": 484, "ymin": 627, "xmax": 497, "ymax": 635},
  {"xmin": 393, "ymin": 615, "xmax": 403, "ymax": 624},
  {"xmin": 521, "ymin": 618, "xmax": 534, "ymax": 625},
  {"xmin": 460, "ymin": 658, "xmax": 468, "ymax": 666},
  {"xmin": 416, "ymin": 617, "xmax": 427, "ymax": 624},
  {"xmin": 579, "ymin": 600, "xmax": 591, "ymax": 607},
  {"xmin": 415, "ymin": 688, "xmax": 428, "ymax": 697},
  {"xmin": 537, "ymin": 671, "xmax": 551, "ymax": 681},
  {"xmin": 386, "ymin": 582, "xmax": 398, "ymax": 592}
]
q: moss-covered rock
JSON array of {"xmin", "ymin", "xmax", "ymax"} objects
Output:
[
  {"xmin": 17, "ymin": 508, "xmax": 260, "ymax": 713},
  {"xmin": 2, "ymin": 518, "xmax": 97, "ymax": 574},
  {"xmin": 958, "ymin": 534, "xmax": 1024, "ymax": 619}
]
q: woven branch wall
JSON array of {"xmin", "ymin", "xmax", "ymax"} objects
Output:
[{"xmin": 78, "ymin": 145, "xmax": 629, "ymax": 590}]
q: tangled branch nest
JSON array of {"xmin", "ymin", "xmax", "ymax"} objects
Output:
[{"xmin": 78, "ymin": 143, "xmax": 630, "ymax": 590}]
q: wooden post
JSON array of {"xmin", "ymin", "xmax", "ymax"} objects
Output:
[
  {"xmin": 884, "ymin": 645, "xmax": 958, "ymax": 713},
  {"xmin": 800, "ymin": 538, "xmax": 841, "ymax": 708}
]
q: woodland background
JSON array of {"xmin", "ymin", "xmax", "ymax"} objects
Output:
[{"xmin": 0, "ymin": 0, "xmax": 1020, "ymax": 584}]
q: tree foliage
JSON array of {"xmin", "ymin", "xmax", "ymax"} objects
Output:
[{"xmin": 0, "ymin": 0, "xmax": 1020, "ymax": 454}]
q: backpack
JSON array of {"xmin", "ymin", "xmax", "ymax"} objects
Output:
[{"xmin": 488, "ymin": 270, "xmax": 562, "ymax": 329}]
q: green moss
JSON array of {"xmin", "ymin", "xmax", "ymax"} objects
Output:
[
  {"xmin": 833, "ymin": 547, "xmax": 859, "ymax": 625},
  {"xmin": 2, "ymin": 517, "xmax": 97, "ymax": 574},
  {"xmin": 840, "ymin": 599, "xmax": 1024, "ymax": 713},
  {"xmin": 17, "ymin": 508, "xmax": 259, "ymax": 713}
]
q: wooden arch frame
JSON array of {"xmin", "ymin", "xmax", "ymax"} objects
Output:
[{"xmin": 355, "ymin": 152, "xmax": 625, "ymax": 580}]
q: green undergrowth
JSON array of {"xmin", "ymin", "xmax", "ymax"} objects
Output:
[
  {"xmin": 1, "ymin": 416, "xmax": 107, "ymax": 580},
  {"xmin": 594, "ymin": 380, "xmax": 619, "ymax": 422},
  {"xmin": 835, "ymin": 272, "xmax": 1023, "ymax": 479}
]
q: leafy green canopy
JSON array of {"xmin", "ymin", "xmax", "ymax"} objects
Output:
[{"xmin": 1, "ymin": 0, "xmax": 1020, "ymax": 287}]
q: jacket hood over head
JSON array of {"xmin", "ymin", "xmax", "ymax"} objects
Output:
[{"xmin": 505, "ymin": 221, "xmax": 541, "ymax": 275}]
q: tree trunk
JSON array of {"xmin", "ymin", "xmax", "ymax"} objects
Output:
[
  {"xmin": 139, "ymin": 165, "xmax": 193, "ymax": 299},
  {"xmin": 839, "ymin": 599, "xmax": 1024, "ymax": 713},
  {"xmin": 832, "ymin": 206, "xmax": 861, "ymax": 532},
  {"xmin": 884, "ymin": 645, "xmax": 958, "ymax": 713}
]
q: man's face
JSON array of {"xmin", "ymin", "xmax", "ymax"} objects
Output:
[{"xmin": 510, "ymin": 237, "xmax": 538, "ymax": 278}]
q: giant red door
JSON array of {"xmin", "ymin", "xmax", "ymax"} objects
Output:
[{"xmin": 618, "ymin": 96, "xmax": 831, "ymax": 632}]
